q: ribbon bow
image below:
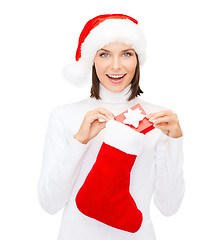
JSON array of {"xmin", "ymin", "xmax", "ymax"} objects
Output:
[{"xmin": 123, "ymin": 108, "xmax": 146, "ymax": 128}]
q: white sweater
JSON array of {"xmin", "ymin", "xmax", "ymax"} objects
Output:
[{"xmin": 37, "ymin": 83, "xmax": 185, "ymax": 240}]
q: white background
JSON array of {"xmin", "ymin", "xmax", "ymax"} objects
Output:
[{"xmin": 0, "ymin": 0, "xmax": 223, "ymax": 239}]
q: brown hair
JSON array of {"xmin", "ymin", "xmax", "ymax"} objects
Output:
[{"xmin": 90, "ymin": 54, "xmax": 143, "ymax": 101}]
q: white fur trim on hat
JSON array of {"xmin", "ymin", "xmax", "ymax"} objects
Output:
[{"xmin": 82, "ymin": 19, "xmax": 147, "ymax": 69}]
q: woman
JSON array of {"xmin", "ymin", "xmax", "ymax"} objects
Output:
[{"xmin": 37, "ymin": 14, "xmax": 185, "ymax": 240}]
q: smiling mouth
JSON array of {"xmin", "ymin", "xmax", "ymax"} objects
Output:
[{"xmin": 106, "ymin": 74, "xmax": 126, "ymax": 80}]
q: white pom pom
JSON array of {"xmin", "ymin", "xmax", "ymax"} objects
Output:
[{"xmin": 62, "ymin": 61, "xmax": 91, "ymax": 87}]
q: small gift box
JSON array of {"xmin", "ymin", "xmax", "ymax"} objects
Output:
[{"xmin": 114, "ymin": 103, "xmax": 155, "ymax": 135}]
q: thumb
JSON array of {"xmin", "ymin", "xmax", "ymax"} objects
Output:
[{"xmin": 98, "ymin": 121, "xmax": 106, "ymax": 130}]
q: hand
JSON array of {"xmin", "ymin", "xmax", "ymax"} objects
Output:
[
  {"xmin": 74, "ymin": 108, "xmax": 115, "ymax": 144},
  {"xmin": 146, "ymin": 110, "xmax": 183, "ymax": 138}
]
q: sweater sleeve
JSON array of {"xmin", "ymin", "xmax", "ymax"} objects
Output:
[
  {"xmin": 37, "ymin": 107, "xmax": 89, "ymax": 214},
  {"xmin": 153, "ymin": 132, "xmax": 185, "ymax": 216}
]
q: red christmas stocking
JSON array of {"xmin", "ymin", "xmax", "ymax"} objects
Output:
[{"xmin": 75, "ymin": 119, "xmax": 146, "ymax": 233}]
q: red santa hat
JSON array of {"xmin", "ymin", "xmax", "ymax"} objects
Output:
[{"xmin": 63, "ymin": 14, "xmax": 147, "ymax": 87}]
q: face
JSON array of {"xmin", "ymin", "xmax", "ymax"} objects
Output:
[{"xmin": 94, "ymin": 42, "xmax": 137, "ymax": 92}]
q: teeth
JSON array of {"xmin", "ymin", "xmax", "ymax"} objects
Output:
[{"xmin": 107, "ymin": 74, "xmax": 125, "ymax": 79}]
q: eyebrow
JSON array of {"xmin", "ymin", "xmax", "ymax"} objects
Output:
[{"xmin": 99, "ymin": 48, "xmax": 135, "ymax": 52}]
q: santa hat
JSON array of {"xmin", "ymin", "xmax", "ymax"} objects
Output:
[{"xmin": 63, "ymin": 14, "xmax": 147, "ymax": 87}]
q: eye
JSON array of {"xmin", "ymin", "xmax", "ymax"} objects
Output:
[
  {"xmin": 122, "ymin": 52, "xmax": 133, "ymax": 57},
  {"xmin": 100, "ymin": 52, "xmax": 109, "ymax": 58}
]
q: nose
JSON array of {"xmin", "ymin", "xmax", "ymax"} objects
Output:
[{"xmin": 110, "ymin": 56, "xmax": 121, "ymax": 70}]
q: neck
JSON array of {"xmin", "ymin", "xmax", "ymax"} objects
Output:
[{"xmin": 98, "ymin": 83, "xmax": 133, "ymax": 103}]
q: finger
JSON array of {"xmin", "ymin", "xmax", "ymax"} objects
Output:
[
  {"xmin": 97, "ymin": 108, "xmax": 114, "ymax": 119},
  {"xmin": 108, "ymin": 111, "xmax": 115, "ymax": 118},
  {"xmin": 92, "ymin": 108, "xmax": 111, "ymax": 120},
  {"xmin": 154, "ymin": 116, "xmax": 171, "ymax": 125},
  {"xmin": 154, "ymin": 123, "xmax": 170, "ymax": 136},
  {"xmin": 100, "ymin": 108, "xmax": 115, "ymax": 118},
  {"xmin": 147, "ymin": 110, "xmax": 173, "ymax": 120},
  {"xmin": 96, "ymin": 113, "xmax": 111, "ymax": 122},
  {"xmin": 98, "ymin": 121, "xmax": 106, "ymax": 129},
  {"xmin": 98, "ymin": 118, "xmax": 107, "ymax": 122},
  {"xmin": 88, "ymin": 112, "xmax": 109, "ymax": 123},
  {"xmin": 154, "ymin": 122, "xmax": 169, "ymax": 130},
  {"xmin": 146, "ymin": 111, "xmax": 166, "ymax": 120}
]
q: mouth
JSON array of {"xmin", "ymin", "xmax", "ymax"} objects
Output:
[{"xmin": 106, "ymin": 74, "xmax": 127, "ymax": 83}]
